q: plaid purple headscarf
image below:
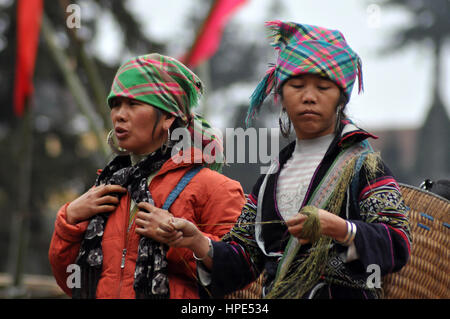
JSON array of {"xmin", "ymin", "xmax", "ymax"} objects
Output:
[{"xmin": 246, "ymin": 20, "xmax": 364, "ymax": 126}]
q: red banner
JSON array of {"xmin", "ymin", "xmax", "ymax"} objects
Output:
[
  {"xmin": 183, "ymin": 0, "xmax": 248, "ymax": 68},
  {"xmin": 13, "ymin": 0, "xmax": 43, "ymax": 117}
]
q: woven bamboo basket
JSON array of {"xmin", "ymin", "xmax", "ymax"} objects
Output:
[
  {"xmin": 382, "ymin": 183, "xmax": 450, "ymax": 299},
  {"xmin": 225, "ymin": 183, "xmax": 449, "ymax": 299},
  {"xmin": 224, "ymin": 272, "xmax": 264, "ymax": 299}
]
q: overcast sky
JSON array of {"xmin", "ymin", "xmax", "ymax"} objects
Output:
[{"xmin": 93, "ymin": 0, "xmax": 450, "ymax": 131}]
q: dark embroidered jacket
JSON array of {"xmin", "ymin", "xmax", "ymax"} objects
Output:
[{"xmin": 201, "ymin": 122, "xmax": 412, "ymax": 299}]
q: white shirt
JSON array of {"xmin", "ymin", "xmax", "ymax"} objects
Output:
[
  {"xmin": 276, "ymin": 134, "xmax": 358, "ymax": 262},
  {"xmin": 276, "ymin": 134, "xmax": 334, "ymax": 221}
]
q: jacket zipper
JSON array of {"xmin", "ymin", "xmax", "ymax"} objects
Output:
[
  {"xmin": 120, "ymin": 248, "xmax": 127, "ymax": 268},
  {"xmin": 117, "ymin": 195, "xmax": 131, "ymax": 298},
  {"xmin": 116, "ymin": 176, "xmax": 158, "ymax": 298}
]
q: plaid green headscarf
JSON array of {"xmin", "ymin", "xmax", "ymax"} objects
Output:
[
  {"xmin": 246, "ymin": 21, "xmax": 364, "ymax": 127},
  {"xmin": 108, "ymin": 53, "xmax": 223, "ymax": 171}
]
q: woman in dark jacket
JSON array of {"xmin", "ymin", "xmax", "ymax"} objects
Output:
[{"xmin": 158, "ymin": 21, "xmax": 412, "ymax": 299}]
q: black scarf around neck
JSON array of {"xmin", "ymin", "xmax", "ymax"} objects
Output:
[{"xmin": 72, "ymin": 148, "xmax": 172, "ymax": 299}]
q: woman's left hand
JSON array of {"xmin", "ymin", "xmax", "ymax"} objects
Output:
[
  {"xmin": 286, "ymin": 208, "xmax": 348, "ymax": 244},
  {"xmin": 135, "ymin": 202, "xmax": 182, "ymax": 244}
]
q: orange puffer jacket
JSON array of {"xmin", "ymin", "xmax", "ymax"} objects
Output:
[{"xmin": 48, "ymin": 154, "xmax": 245, "ymax": 299}]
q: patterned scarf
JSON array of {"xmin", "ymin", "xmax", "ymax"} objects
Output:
[
  {"xmin": 246, "ymin": 20, "xmax": 364, "ymax": 126},
  {"xmin": 72, "ymin": 148, "xmax": 172, "ymax": 299},
  {"xmin": 107, "ymin": 53, "xmax": 224, "ymax": 171}
]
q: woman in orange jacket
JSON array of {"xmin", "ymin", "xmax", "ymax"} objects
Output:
[{"xmin": 48, "ymin": 53, "xmax": 245, "ymax": 299}]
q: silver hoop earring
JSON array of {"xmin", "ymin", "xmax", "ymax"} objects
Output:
[
  {"xmin": 107, "ymin": 130, "xmax": 129, "ymax": 155},
  {"xmin": 335, "ymin": 105, "xmax": 343, "ymax": 133},
  {"xmin": 161, "ymin": 128, "xmax": 171, "ymax": 155},
  {"xmin": 279, "ymin": 108, "xmax": 291, "ymax": 138}
]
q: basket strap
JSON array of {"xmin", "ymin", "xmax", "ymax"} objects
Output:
[
  {"xmin": 162, "ymin": 166, "xmax": 203, "ymax": 210},
  {"xmin": 350, "ymin": 152, "xmax": 370, "ymax": 213}
]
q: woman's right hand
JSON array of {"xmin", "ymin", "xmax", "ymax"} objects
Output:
[
  {"xmin": 158, "ymin": 218, "xmax": 213, "ymax": 269},
  {"xmin": 159, "ymin": 218, "xmax": 203, "ymax": 249},
  {"xmin": 66, "ymin": 184, "xmax": 127, "ymax": 225}
]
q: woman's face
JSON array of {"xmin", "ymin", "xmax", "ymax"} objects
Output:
[
  {"xmin": 281, "ymin": 74, "xmax": 341, "ymax": 140},
  {"xmin": 110, "ymin": 97, "xmax": 174, "ymax": 154}
]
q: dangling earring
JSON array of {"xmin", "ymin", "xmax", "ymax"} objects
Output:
[
  {"xmin": 335, "ymin": 105, "xmax": 342, "ymax": 133},
  {"xmin": 161, "ymin": 128, "xmax": 171, "ymax": 155},
  {"xmin": 279, "ymin": 108, "xmax": 291, "ymax": 138},
  {"xmin": 107, "ymin": 129, "xmax": 129, "ymax": 155}
]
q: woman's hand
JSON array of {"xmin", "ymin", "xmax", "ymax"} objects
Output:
[
  {"xmin": 66, "ymin": 184, "xmax": 127, "ymax": 225},
  {"xmin": 134, "ymin": 202, "xmax": 182, "ymax": 243},
  {"xmin": 157, "ymin": 218, "xmax": 204, "ymax": 249},
  {"xmin": 286, "ymin": 208, "xmax": 348, "ymax": 244},
  {"xmin": 135, "ymin": 205, "xmax": 213, "ymax": 268},
  {"xmin": 158, "ymin": 217, "xmax": 212, "ymax": 269}
]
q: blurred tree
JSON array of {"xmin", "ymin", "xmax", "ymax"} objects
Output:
[
  {"xmin": 378, "ymin": 0, "xmax": 450, "ymax": 185},
  {"xmin": 379, "ymin": 0, "xmax": 449, "ymax": 106},
  {"xmin": 206, "ymin": 0, "xmax": 288, "ymax": 193}
]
